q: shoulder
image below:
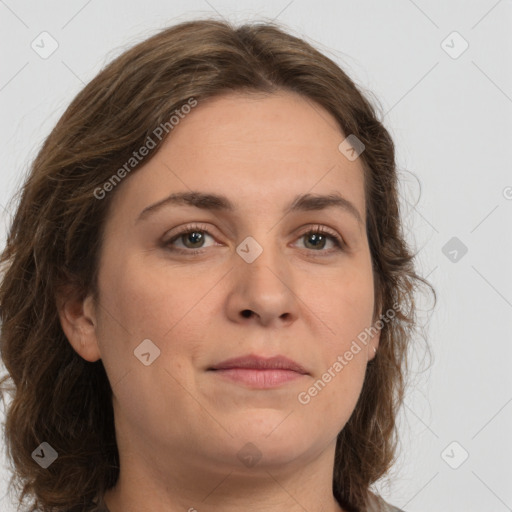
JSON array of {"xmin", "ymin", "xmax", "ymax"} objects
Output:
[{"xmin": 366, "ymin": 491, "xmax": 405, "ymax": 512}]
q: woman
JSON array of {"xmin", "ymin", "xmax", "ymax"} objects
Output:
[{"xmin": 0, "ymin": 19, "xmax": 434, "ymax": 512}]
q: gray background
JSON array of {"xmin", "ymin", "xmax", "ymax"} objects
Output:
[{"xmin": 1, "ymin": 1, "xmax": 511, "ymax": 511}]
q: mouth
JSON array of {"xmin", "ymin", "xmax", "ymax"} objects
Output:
[{"xmin": 207, "ymin": 354, "xmax": 309, "ymax": 389}]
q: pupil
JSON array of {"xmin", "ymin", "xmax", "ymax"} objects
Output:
[
  {"xmin": 307, "ymin": 233, "xmax": 325, "ymax": 249},
  {"xmin": 187, "ymin": 231, "xmax": 203, "ymax": 247}
]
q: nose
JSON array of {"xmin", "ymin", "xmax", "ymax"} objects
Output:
[{"xmin": 225, "ymin": 237, "xmax": 298, "ymax": 328}]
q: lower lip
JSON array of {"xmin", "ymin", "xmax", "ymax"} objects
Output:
[{"xmin": 210, "ymin": 368, "xmax": 306, "ymax": 388}]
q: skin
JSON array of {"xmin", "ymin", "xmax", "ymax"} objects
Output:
[{"xmin": 58, "ymin": 90, "xmax": 380, "ymax": 512}]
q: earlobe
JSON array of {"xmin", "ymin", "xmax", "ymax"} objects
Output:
[
  {"xmin": 367, "ymin": 313, "xmax": 382, "ymax": 362},
  {"xmin": 56, "ymin": 287, "xmax": 101, "ymax": 362},
  {"xmin": 367, "ymin": 337, "xmax": 380, "ymax": 362}
]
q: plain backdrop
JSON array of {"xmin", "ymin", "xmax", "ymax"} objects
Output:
[{"xmin": 1, "ymin": 1, "xmax": 511, "ymax": 511}]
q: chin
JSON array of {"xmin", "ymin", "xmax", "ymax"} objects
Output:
[{"xmin": 227, "ymin": 409, "xmax": 303, "ymax": 439}]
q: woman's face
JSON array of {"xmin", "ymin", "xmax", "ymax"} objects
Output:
[{"xmin": 78, "ymin": 90, "xmax": 379, "ymax": 476}]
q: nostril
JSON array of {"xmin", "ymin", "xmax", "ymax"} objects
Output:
[{"xmin": 241, "ymin": 310, "xmax": 253, "ymax": 318}]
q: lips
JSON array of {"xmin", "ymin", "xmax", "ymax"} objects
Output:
[
  {"xmin": 208, "ymin": 355, "xmax": 309, "ymax": 389},
  {"xmin": 208, "ymin": 354, "xmax": 309, "ymax": 375}
]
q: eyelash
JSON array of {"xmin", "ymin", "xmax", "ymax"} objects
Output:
[{"xmin": 163, "ymin": 223, "xmax": 345, "ymax": 256}]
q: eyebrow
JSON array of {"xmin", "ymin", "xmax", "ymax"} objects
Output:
[{"xmin": 136, "ymin": 191, "xmax": 364, "ymax": 226}]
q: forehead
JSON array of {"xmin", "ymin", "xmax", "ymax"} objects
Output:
[
  {"xmin": 169, "ymin": 90, "xmax": 346, "ymax": 159},
  {"xmin": 107, "ymin": 90, "xmax": 366, "ymax": 226}
]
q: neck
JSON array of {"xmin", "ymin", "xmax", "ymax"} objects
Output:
[{"xmin": 103, "ymin": 437, "xmax": 346, "ymax": 512}]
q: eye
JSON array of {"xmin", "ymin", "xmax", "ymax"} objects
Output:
[
  {"xmin": 163, "ymin": 223, "xmax": 217, "ymax": 254},
  {"xmin": 163, "ymin": 223, "xmax": 345, "ymax": 256},
  {"xmin": 294, "ymin": 225, "xmax": 345, "ymax": 254}
]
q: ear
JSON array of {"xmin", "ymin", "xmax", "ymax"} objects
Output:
[{"xmin": 56, "ymin": 285, "xmax": 101, "ymax": 362}]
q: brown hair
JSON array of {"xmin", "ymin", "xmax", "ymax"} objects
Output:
[{"xmin": 0, "ymin": 18, "xmax": 435, "ymax": 512}]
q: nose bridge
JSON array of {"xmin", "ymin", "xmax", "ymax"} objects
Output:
[
  {"xmin": 234, "ymin": 204, "xmax": 280, "ymax": 267},
  {"xmin": 236, "ymin": 231, "xmax": 284, "ymax": 286}
]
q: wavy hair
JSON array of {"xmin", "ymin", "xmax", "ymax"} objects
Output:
[{"xmin": 0, "ymin": 18, "xmax": 435, "ymax": 512}]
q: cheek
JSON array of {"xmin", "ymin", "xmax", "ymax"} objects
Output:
[
  {"xmin": 305, "ymin": 262, "xmax": 374, "ymax": 409},
  {"xmin": 297, "ymin": 305, "xmax": 370, "ymax": 429},
  {"xmin": 98, "ymin": 252, "xmax": 205, "ymax": 336},
  {"xmin": 94, "ymin": 256, "xmax": 215, "ymax": 435},
  {"xmin": 95, "ymin": 253, "xmax": 220, "ymax": 376},
  {"xmin": 314, "ymin": 262, "xmax": 375, "ymax": 345},
  {"xmin": 303, "ymin": 359, "xmax": 367, "ymax": 434}
]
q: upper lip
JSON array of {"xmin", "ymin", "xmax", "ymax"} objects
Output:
[{"xmin": 208, "ymin": 354, "xmax": 309, "ymax": 375}]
